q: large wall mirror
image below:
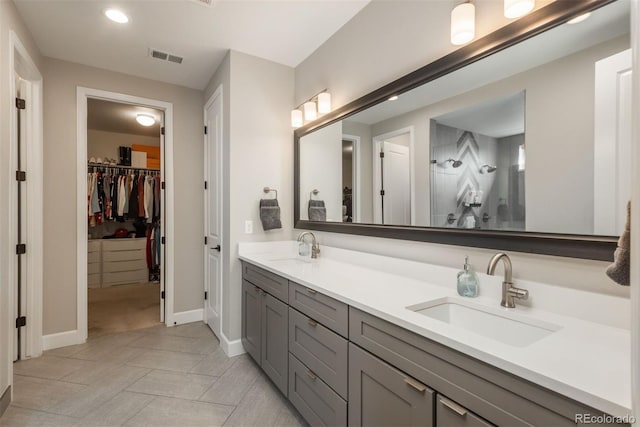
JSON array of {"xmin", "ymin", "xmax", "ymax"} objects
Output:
[{"xmin": 295, "ymin": 0, "xmax": 629, "ymax": 261}]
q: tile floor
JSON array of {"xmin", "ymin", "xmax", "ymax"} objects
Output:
[{"xmin": 0, "ymin": 323, "xmax": 307, "ymax": 427}]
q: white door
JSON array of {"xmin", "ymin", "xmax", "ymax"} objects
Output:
[
  {"xmin": 382, "ymin": 141, "xmax": 411, "ymax": 225},
  {"xmin": 204, "ymin": 89, "xmax": 223, "ymax": 338},
  {"xmin": 594, "ymin": 49, "xmax": 632, "ymax": 236}
]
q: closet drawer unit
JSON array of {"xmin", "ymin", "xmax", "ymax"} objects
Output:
[
  {"xmin": 88, "ymin": 273, "xmax": 101, "ymax": 288},
  {"xmin": 102, "ymin": 238, "xmax": 146, "ymax": 252},
  {"xmin": 102, "ymin": 270, "xmax": 148, "ymax": 286},
  {"xmin": 288, "ymin": 353, "xmax": 347, "ymax": 427},
  {"xmin": 242, "ymin": 262, "xmax": 288, "ymax": 303},
  {"xmin": 103, "ymin": 249, "xmax": 145, "ymax": 262},
  {"xmin": 88, "ymin": 240, "xmax": 101, "ymax": 253},
  {"xmin": 289, "ymin": 282, "xmax": 348, "ymax": 338},
  {"xmin": 103, "ymin": 259, "xmax": 147, "ymax": 273},
  {"xmin": 289, "ymin": 307, "xmax": 348, "ymax": 399},
  {"xmin": 87, "ymin": 262, "xmax": 101, "ymax": 275},
  {"xmin": 87, "ymin": 251, "xmax": 101, "ymax": 264}
]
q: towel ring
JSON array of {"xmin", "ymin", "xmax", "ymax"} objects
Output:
[
  {"xmin": 310, "ymin": 189, "xmax": 319, "ymax": 200},
  {"xmin": 263, "ymin": 187, "xmax": 278, "ymax": 200}
]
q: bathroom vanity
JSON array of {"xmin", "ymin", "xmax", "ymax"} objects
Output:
[{"xmin": 239, "ymin": 241, "xmax": 631, "ymax": 427}]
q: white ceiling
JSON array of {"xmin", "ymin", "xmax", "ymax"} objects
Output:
[
  {"xmin": 14, "ymin": 0, "xmax": 370, "ymax": 90},
  {"xmin": 88, "ymin": 99, "xmax": 162, "ymax": 137}
]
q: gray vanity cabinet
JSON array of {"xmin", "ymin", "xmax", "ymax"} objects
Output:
[
  {"xmin": 436, "ymin": 395, "xmax": 494, "ymax": 427},
  {"xmin": 349, "ymin": 343, "xmax": 435, "ymax": 427},
  {"xmin": 241, "ymin": 280, "xmax": 262, "ymax": 364}
]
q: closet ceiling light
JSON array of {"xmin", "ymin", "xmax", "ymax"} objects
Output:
[
  {"xmin": 451, "ymin": 2, "xmax": 475, "ymax": 45},
  {"xmin": 504, "ymin": 0, "xmax": 534, "ymax": 19},
  {"xmin": 567, "ymin": 12, "xmax": 591, "ymax": 24},
  {"xmin": 136, "ymin": 114, "xmax": 155, "ymax": 127},
  {"xmin": 104, "ymin": 9, "xmax": 129, "ymax": 24}
]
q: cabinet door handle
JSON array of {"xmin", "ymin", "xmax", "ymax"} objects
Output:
[
  {"xmin": 307, "ymin": 319, "xmax": 318, "ymax": 327},
  {"xmin": 439, "ymin": 397, "xmax": 467, "ymax": 416},
  {"xmin": 403, "ymin": 377, "xmax": 427, "ymax": 393},
  {"xmin": 307, "ymin": 370, "xmax": 317, "ymax": 380},
  {"xmin": 306, "ymin": 288, "xmax": 317, "ymax": 295}
]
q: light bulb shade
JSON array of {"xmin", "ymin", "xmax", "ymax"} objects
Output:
[
  {"xmin": 104, "ymin": 9, "xmax": 129, "ymax": 23},
  {"xmin": 291, "ymin": 109, "xmax": 303, "ymax": 128},
  {"xmin": 304, "ymin": 102, "xmax": 317, "ymax": 121},
  {"xmin": 567, "ymin": 12, "xmax": 591, "ymax": 24},
  {"xmin": 317, "ymin": 92, "xmax": 331, "ymax": 114},
  {"xmin": 504, "ymin": 0, "xmax": 534, "ymax": 19},
  {"xmin": 451, "ymin": 3, "xmax": 475, "ymax": 46},
  {"xmin": 136, "ymin": 114, "xmax": 155, "ymax": 127}
]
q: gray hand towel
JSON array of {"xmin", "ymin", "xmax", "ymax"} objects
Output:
[
  {"xmin": 260, "ymin": 199, "xmax": 282, "ymax": 231},
  {"xmin": 308, "ymin": 199, "xmax": 326, "ymax": 221},
  {"xmin": 606, "ymin": 201, "xmax": 630, "ymax": 286}
]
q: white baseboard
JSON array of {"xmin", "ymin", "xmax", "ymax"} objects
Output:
[
  {"xmin": 220, "ymin": 332, "xmax": 246, "ymax": 357},
  {"xmin": 42, "ymin": 330, "xmax": 84, "ymax": 351},
  {"xmin": 170, "ymin": 309, "xmax": 203, "ymax": 326}
]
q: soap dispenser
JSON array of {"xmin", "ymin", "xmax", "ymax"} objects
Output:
[{"xmin": 457, "ymin": 256, "xmax": 479, "ymax": 297}]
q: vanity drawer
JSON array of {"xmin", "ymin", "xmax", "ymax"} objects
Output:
[
  {"xmin": 437, "ymin": 394, "xmax": 495, "ymax": 427},
  {"xmin": 289, "ymin": 307, "xmax": 348, "ymax": 399},
  {"xmin": 242, "ymin": 262, "xmax": 288, "ymax": 303},
  {"xmin": 288, "ymin": 353, "xmax": 347, "ymax": 427},
  {"xmin": 289, "ymin": 281, "xmax": 348, "ymax": 338},
  {"xmin": 349, "ymin": 307, "xmax": 602, "ymax": 427}
]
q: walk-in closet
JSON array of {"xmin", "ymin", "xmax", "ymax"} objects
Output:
[{"xmin": 86, "ymin": 99, "xmax": 163, "ymax": 337}]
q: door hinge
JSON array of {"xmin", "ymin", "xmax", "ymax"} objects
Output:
[
  {"xmin": 15, "ymin": 98, "xmax": 26, "ymax": 110},
  {"xmin": 16, "ymin": 171, "xmax": 26, "ymax": 182},
  {"xmin": 204, "ymin": 126, "xmax": 208, "ymax": 135},
  {"xmin": 161, "ymin": 181, "xmax": 165, "ymax": 190},
  {"xmin": 204, "ymin": 236, "xmax": 208, "ymax": 245},
  {"xmin": 161, "ymin": 127, "xmax": 165, "ymax": 136},
  {"xmin": 161, "ymin": 291, "xmax": 165, "ymax": 299},
  {"xmin": 204, "ymin": 181, "xmax": 208, "ymax": 190},
  {"xmin": 16, "ymin": 244, "xmax": 26, "ymax": 255},
  {"xmin": 380, "ymin": 190, "xmax": 385, "ymax": 196},
  {"xmin": 15, "ymin": 316, "xmax": 26, "ymax": 328},
  {"xmin": 204, "ymin": 291, "xmax": 208, "ymax": 300},
  {"xmin": 379, "ymin": 152, "xmax": 385, "ymax": 158},
  {"xmin": 161, "ymin": 237, "xmax": 165, "ymax": 245}
]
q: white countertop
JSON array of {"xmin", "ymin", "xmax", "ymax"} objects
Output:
[{"xmin": 239, "ymin": 241, "xmax": 632, "ymax": 418}]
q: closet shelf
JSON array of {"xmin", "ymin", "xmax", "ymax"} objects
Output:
[{"xmin": 88, "ymin": 162, "xmax": 160, "ymax": 172}]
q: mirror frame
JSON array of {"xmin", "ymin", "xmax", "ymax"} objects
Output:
[{"xmin": 294, "ymin": 0, "xmax": 620, "ymax": 262}]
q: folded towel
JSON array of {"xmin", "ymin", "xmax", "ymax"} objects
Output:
[
  {"xmin": 308, "ymin": 199, "xmax": 326, "ymax": 221},
  {"xmin": 606, "ymin": 201, "xmax": 630, "ymax": 286},
  {"xmin": 259, "ymin": 198, "xmax": 282, "ymax": 231}
]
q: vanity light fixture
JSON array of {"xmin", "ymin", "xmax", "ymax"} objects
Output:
[
  {"xmin": 504, "ymin": 0, "xmax": 534, "ymax": 19},
  {"xmin": 451, "ymin": 2, "xmax": 475, "ymax": 45},
  {"xmin": 104, "ymin": 8, "xmax": 129, "ymax": 24},
  {"xmin": 567, "ymin": 12, "xmax": 591, "ymax": 24},
  {"xmin": 388, "ymin": 95, "xmax": 399, "ymax": 101},
  {"xmin": 290, "ymin": 89, "xmax": 331, "ymax": 128},
  {"xmin": 136, "ymin": 113, "xmax": 155, "ymax": 127}
]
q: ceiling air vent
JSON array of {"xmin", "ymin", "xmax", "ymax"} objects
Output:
[{"xmin": 149, "ymin": 48, "xmax": 184, "ymax": 65}]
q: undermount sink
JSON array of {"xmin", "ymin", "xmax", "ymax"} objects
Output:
[{"xmin": 407, "ymin": 298, "xmax": 561, "ymax": 347}]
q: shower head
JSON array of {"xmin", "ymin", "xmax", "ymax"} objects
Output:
[
  {"xmin": 480, "ymin": 164, "xmax": 497, "ymax": 174},
  {"xmin": 446, "ymin": 158, "xmax": 463, "ymax": 168}
]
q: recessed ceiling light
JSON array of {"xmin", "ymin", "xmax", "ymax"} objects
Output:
[
  {"xmin": 567, "ymin": 12, "xmax": 591, "ymax": 24},
  {"xmin": 104, "ymin": 9, "xmax": 129, "ymax": 24},
  {"xmin": 388, "ymin": 95, "xmax": 399, "ymax": 101},
  {"xmin": 136, "ymin": 114, "xmax": 155, "ymax": 127}
]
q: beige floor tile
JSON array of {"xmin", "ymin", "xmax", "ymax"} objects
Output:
[
  {"xmin": 129, "ymin": 334, "xmax": 204, "ymax": 354},
  {"xmin": 190, "ymin": 348, "xmax": 238, "ymax": 377},
  {"xmin": 61, "ymin": 362, "xmax": 150, "ymax": 386},
  {"xmin": 13, "ymin": 356, "xmax": 96, "ymax": 381},
  {"xmin": 123, "ymin": 396, "xmax": 234, "ymax": 427},
  {"xmin": 126, "ymin": 370, "xmax": 218, "ymax": 400},
  {"xmin": 0, "ymin": 406, "xmax": 78, "ymax": 427},
  {"xmin": 78, "ymin": 391, "xmax": 155, "ymax": 427},
  {"xmin": 141, "ymin": 323, "xmax": 216, "ymax": 339},
  {"xmin": 273, "ymin": 404, "xmax": 308, "ymax": 427},
  {"xmin": 222, "ymin": 375, "xmax": 288, "ymax": 427},
  {"xmin": 11, "ymin": 376, "xmax": 87, "ymax": 412},
  {"xmin": 199, "ymin": 355, "xmax": 260, "ymax": 406},
  {"xmin": 71, "ymin": 344, "xmax": 146, "ymax": 365},
  {"xmin": 126, "ymin": 349, "xmax": 204, "ymax": 372}
]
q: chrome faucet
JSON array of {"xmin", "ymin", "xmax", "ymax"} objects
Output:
[
  {"xmin": 486, "ymin": 253, "xmax": 528, "ymax": 308},
  {"xmin": 297, "ymin": 232, "xmax": 320, "ymax": 259}
]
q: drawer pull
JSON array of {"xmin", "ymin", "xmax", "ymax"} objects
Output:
[
  {"xmin": 403, "ymin": 377, "xmax": 427, "ymax": 393},
  {"xmin": 306, "ymin": 288, "xmax": 317, "ymax": 295},
  {"xmin": 440, "ymin": 397, "xmax": 467, "ymax": 417},
  {"xmin": 307, "ymin": 319, "xmax": 318, "ymax": 327},
  {"xmin": 253, "ymin": 286, "xmax": 260, "ymax": 293},
  {"xmin": 307, "ymin": 370, "xmax": 317, "ymax": 380},
  {"xmin": 261, "ymin": 290, "xmax": 267, "ymax": 296}
]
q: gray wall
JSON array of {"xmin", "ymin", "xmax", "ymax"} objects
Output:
[
  {"xmin": 42, "ymin": 57, "xmax": 205, "ymax": 334},
  {"xmin": 87, "ymin": 130, "xmax": 160, "ymax": 162},
  {"xmin": 294, "ymin": 2, "xmax": 628, "ymax": 298}
]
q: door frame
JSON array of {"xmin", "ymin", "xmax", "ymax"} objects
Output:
[
  {"xmin": 8, "ymin": 31, "xmax": 44, "ymax": 359},
  {"xmin": 342, "ymin": 134, "xmax": 361, "ymax": 222},
  {"xmin": 372, "ymin": 126, "xmax": 415, "ymax": 225},
  {"xmin": 203, "ymin": 85, "xmax": 224, "ymax": 340},
  {"xmin": 76, "ymin": 87, "xmax": 175, "ymax": 344}
]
